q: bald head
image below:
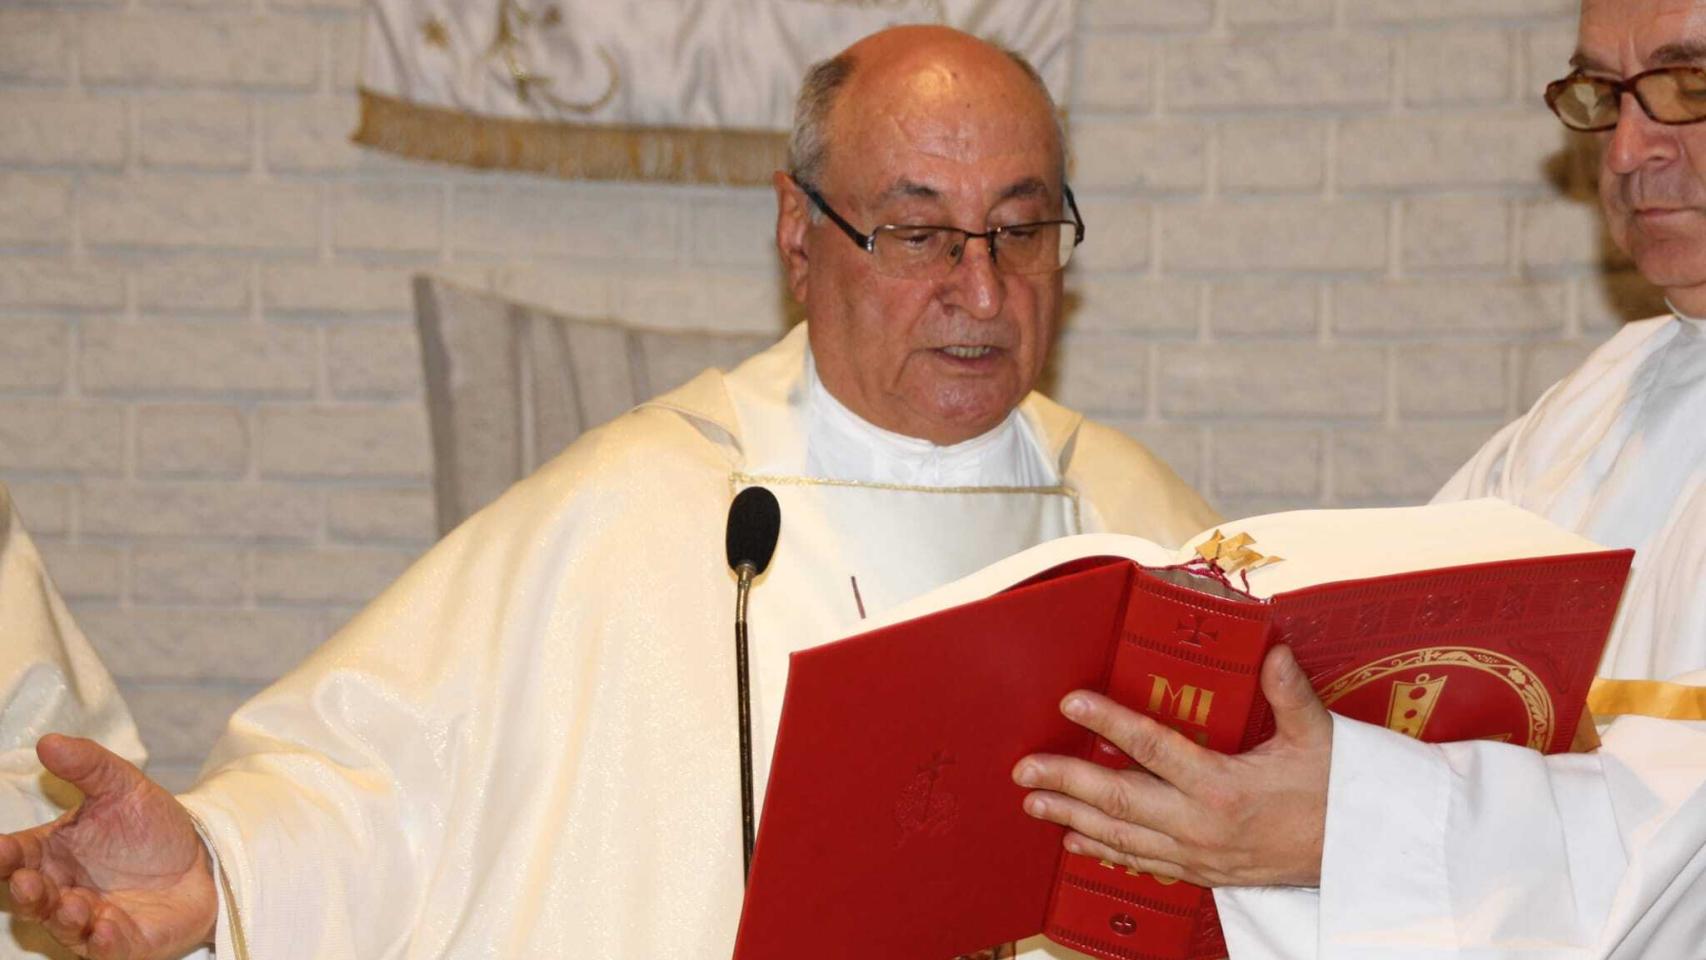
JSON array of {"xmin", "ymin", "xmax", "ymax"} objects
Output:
[{"xmin": 788, "ymin": 26, "xmax": 1064, "ymax": 193}]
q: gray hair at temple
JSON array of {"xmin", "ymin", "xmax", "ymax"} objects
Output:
[{"xmin": 786, "ymin": 42, "xmax": 1068, "ymax": 199}]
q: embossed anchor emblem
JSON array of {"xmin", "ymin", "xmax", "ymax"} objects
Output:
[{"xmin": 894, "ymin": 750, "xmax": 959, "ymax": 845}]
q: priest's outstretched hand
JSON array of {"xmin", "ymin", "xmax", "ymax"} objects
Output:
[
  {"xmin": 1, "ymin": 734, "xmax": 216, "ymax": 959},
  {"xmin": 1012, "ymin": 645, "xmax": 1332, "ymax": 888}
]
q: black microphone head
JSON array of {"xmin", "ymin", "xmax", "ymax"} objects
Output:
[{"xmin": 725, "ymin": 486, "xmax": 781, "ymax": 575}]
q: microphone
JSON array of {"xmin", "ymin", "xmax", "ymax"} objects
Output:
[{"xmin": 725, "ymin": 486, "xmax": 780, "ymax": 883}]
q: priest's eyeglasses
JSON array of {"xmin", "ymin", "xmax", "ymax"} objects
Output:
[
  {"xmin": 1545, "ymin": 67, "xmax": 1706, "ymax": 131},
  {"xmin": 796, "ymin": 179, "xmax": 1087, "ymax": 279}
]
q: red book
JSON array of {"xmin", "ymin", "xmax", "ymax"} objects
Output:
[{"xmin": 733, "ymin": 500, "xmax": 1632, "ymax": 960}]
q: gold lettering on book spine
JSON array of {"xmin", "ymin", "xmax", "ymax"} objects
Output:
[
  {"xmin": 1098, "ymin": 859, "xmax": 1180, "ymax": 885},
  {"xmin": 1147, "ymin": 674, "xmax": 1215, "ymax": 727}
]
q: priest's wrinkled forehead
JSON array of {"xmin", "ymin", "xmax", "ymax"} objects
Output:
[
  {"xmin": 1579, "ymin": 0, "xmax": 1706, "ymax": 67},
  {"xmin": 821, "ymin": 26, "xmax": 1063, "ymax": 189}
]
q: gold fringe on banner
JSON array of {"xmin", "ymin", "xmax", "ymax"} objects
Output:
[
  {"xmin": 353, "ymin": 88, "xmax": 790, "ymax": 186},
  {"xmin": 1588, "ymin": 677, "xmax": 1706, "ymax": 721}
]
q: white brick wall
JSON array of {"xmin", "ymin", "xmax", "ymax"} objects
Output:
[{"xmin": 0, "ymin": 0, "xmax": 1658, "ymax": 790}]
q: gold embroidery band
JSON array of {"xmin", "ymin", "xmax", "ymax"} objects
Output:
[
  {"xmin": 732, "ymin": 471, "xmax": 1074, "ymax": 498},
  {"xmin": 1588, "ymin": 677, "xmax": 1706, "ymax": 721},
  {"xmin": 729, "ymin": 473, "xmax": 1083, "ymax": 535},
  {"xmin": 352, "ymin": 88, "xmax": 788, "ymax": 185}
]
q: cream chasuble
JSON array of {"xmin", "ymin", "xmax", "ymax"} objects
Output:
[
  {"xmin": 0, "ymin": 485, "xmax": 146, "ymax": 960},
  {"xmin": 1216, "ymin": 315, "xmax": 1706, "ymax": 959},
  {"xmin": 177, "ymin": 325, "xmax": 1216, "ymax": 960}
]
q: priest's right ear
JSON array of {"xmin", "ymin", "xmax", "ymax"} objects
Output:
[{"xmin": 774, "ymin": 170, "xmax": 813, "ymax": 304}]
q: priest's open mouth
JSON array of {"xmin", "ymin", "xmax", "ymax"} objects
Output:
[{"xmin": 938, "ymin": 345, "xmax": 999, "ymax": 360}]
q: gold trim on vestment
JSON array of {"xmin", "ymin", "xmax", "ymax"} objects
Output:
[
  {"xmin": 185, "ymin": 810, "xmax": 251, "ymax": 960},
  {"xmin": 352, "ymin": 88, "xmax": 788, "ymax": 185},
  {"xmin": 730, "ymin": 473, "xmax": 1083, "ymax": 533},
  {"xmin": 1588, "ymin": 677, "xmax": 1706, "ymax": 721}
]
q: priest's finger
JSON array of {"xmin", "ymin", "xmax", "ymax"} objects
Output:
[
  {"xmin": 42, "ymin": 885, "xmax": 97, "ymax": 953},
  {"xmin": 1056, "ymin": 691, "xmax": 1217, "ymax": 791},
  {"xmin": 1060, "ymin": 831, "xmax": 1201, "ymax": 888},
  {"xmin": 1019, "ymin": 788, "xmax": 1183, "ymax": 867},
  {"xmin": 1013, "ymin": 754, "xmax": 1174, "ymax": 828},
  {"xmin": 1261, "ymin": 646, "xmax": 1332, "ymax": 746},
  {"xmin": 0, "ymin": 821, "xmax": 47, "ymax": 879},
  {"xmin": 8, "ymin": 866, "xmax": 59, "ymax": 924},
  {"xmin": 89, "ymin": 902, "xmax": 149, "ymax": 960},
  {"xmin": 0, "ymin": 833, "xmax": 26, "ymax": 878}
]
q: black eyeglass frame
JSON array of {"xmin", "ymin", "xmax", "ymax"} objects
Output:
[
  {"xmin": 792, "ymin": 176, "xmax": 1087, "ymax": 274},
  {"xmin": 1544, "ymin": 66, "xmax": 1706, "ymax": 132}
]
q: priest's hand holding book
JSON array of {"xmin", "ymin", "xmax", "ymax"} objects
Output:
[
  {"xmin": 0, "ymin": 734, "xmax": 215, "ymax": 960},
  {"xmin": 1012, "ymin": 643, "xmax": 1333, "ymax": 888}
]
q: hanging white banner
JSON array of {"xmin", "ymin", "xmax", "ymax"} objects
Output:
[{"xmin": 354, "ymin": 0, "xmax": 1075, "ymax": 184}]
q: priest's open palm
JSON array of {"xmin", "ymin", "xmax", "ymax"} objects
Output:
[{"xmin": 0, "ymin": 734, "xmax": 216, "ymax": 959}]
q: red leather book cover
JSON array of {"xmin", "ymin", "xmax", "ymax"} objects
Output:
[
  {"xmin": 734, "ymin": 560, "xmax": 1135, "ymax": 959},
  {"xmin": 732, "ymin": 547, "xmax": 1632, "ymax": 960}
]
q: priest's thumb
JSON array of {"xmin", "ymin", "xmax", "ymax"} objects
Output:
[
  {"xmin": 36, "ymin": 733, "xmax": 141, "ymax": 803},
  {"xmin": 1261, "ymin": 645, "xmax": 1332, "ymax": 743}
]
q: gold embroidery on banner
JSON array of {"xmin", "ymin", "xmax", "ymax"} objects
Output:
[
  {"xmin": 490, "ymin": 0, "xmax": 620, "ymax": 113},
  {"xmin": 353, "ymin": 88, "xmax": 788, "ymax": 185},
  {"xmin": 1319, "ymin": 646, "xmax": 1555, "ymax": 750},
  {"xmin": 421, "ymin": 17, "xmax": 450, "ymax": 50},
  {"xmin": 1588, "ymin": 677, "xmax": 1706, "ymax": 721}
]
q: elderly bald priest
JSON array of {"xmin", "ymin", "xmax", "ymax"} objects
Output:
[{"xmin": 0, "ymin": 25, "xmax": 1213, "ymax": 960}]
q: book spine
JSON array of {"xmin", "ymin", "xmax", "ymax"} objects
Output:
[{"xmin": 1044, "ymin": 570, "xmax": 1273, "ymax": 960}]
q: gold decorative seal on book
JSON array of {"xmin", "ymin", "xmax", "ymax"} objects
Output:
[
  {"xmin": 1318, "ymin": 646, "xmax": 1556, "ymax": 750},
  {"xmin": 1195, "ymin": 531, "xmax": 1283, "ymax": 575}
]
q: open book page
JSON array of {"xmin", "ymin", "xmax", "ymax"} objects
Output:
[
  {"xmin": 861, "ymin": 531, "xmax": 1176, "ymax": 632},
  {"xmin": 865, "ymin": 498, "xmax": 1608, "ymax": 633},
  {"xmin": 1218, "ymin": 497, "xmax": 1608, "ymax": 598}
]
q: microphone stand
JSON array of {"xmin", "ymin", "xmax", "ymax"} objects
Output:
[
  {"xmin": 734, "ymin": 560, "xmax": 758, "ymax": 882},
  {"xmin": 725, "ymin": 483, "xmax": 777, "ymax": 885}
]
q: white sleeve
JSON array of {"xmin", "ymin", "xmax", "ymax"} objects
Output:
[
  {"xmin": 0, "ymin": 491, "xmax": 147, "ymax": 956},
  {"xmin": 0, "ymin": 487, "xmax": 146, "ymax": 823},
  {"xmin": 1217, "ymin": 698, "xmax": 1706, "ymax": 960}
]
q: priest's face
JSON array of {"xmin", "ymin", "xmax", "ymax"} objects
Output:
[
  {"xmin": 1580, "ymin": 0, "xmax": 1706, "ymax": 312},
  {"xmin": 776, "ymin": 28, "xmax": 1066, "ymax": 446}
]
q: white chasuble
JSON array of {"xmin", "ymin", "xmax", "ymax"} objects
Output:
[
  {"xmin": 178, "ymin": 325, "xmax": 1216, "ymax": 960},
  {"xmin": 0, "ymin": 485, "xmax": 146, "ymax": 960},
  {"xmin": 1216, "ymin": 315, "xmax": 1706, "ymax": 959}
]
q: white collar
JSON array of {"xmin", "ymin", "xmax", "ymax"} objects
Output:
[
  {"xmin": 1665, "ymin": 300, "xmax": 1706, "ymax": 332},
  {"xmin": 801, "ymin": 353, "xmax": 1055, "ymax": 488},
  {"xmin": 716, "ymin": 325, "xmax": 1057, "ymax": 488}
]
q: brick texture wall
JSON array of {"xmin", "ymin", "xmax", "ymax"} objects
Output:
[{"xmin": 0, "ymin": 0, "xmax": 1659, "ymax": 790}]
